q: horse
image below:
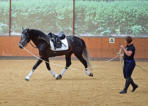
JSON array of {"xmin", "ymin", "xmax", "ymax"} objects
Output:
[{"xmin": 19, "ymin": 28, "xmax": 93, "ymax": 80}]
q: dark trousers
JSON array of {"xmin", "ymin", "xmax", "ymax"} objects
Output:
[{"xmin": 123, "ymin": 60, "xmax": 136, "ymax": 91}]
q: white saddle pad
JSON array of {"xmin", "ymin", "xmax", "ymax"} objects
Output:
[{"xmin": 50, "ymin": 38, "xmax": 69, "ymax": 51}]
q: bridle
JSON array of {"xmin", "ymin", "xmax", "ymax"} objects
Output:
[{"xmin": 23, "ymin": 31, "xmax": 38, "ymax": 49}]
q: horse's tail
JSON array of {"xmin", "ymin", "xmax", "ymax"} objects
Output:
[{"xmin": 82, "ymin": 40, "xmax": 93, "ymax": 70}]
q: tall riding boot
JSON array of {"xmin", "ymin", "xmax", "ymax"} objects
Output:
[
  {"xmin": 131, "ymin": 78, "xmax": 138, "ymax": 92},
  {"xmin": 120, "ymin": 79, "xmax": 131, "ymax": 94}
]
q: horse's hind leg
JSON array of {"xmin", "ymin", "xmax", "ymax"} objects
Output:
[
  {"xmin": 58, "ymin": 53, "xmax": 72, "ymax": 79},
  {"xmin": 74, "ymin": 54, "xmax": 93, "ymax": 77},
  {"xmin": 25, "ymin": 59, "xmax": 43, "ymax": 81}
]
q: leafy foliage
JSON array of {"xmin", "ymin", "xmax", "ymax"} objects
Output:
[
  {"xmin": 0, "ymin": 0, "xmax": 148, "ymax": 36},
  {"xmin": 0, "ymin": 0, "xmax": 73, "ymax": 35},
  {"xmin": 75, "ymin": 0, "xmax": 148, "ymax": 36}
]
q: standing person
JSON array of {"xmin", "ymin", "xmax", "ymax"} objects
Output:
[{"xmin": 120, "ymin": 36, "xmax": 138, "ymax": 94}]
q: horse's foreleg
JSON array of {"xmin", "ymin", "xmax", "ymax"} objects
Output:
[
  {"xmin": 25, "ymin": 59, "xmax": 43, "ymax": 81},
  {"xmin": 45, "ymin": 59, "xmax": 58, "ymax": 79},
  {"xmin": 57, "ymin": 54, "xmax": 72, "ymax": 79}
]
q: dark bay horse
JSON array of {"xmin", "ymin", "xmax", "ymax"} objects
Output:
[{"xmin": 19, "ymin": 28, "xmax": 93, "ymax": 80}]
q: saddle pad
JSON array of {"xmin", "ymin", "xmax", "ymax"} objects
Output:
[{"xmin": 50, "ymin": 38, "xmax": 69, "ymax": 51}]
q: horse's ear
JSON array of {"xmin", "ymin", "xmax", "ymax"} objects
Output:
[
  {"xmin": 27, "ymin": 28, "xmax": 30, "ymax": 32},
  {"xmin": 48, "ymin": 32, "xmax": 52, "ymax": 36}
]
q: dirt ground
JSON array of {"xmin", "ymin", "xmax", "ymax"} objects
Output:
[{"xmin": 0, "ymin": 60, "xmax": 148, "ymax": 106}]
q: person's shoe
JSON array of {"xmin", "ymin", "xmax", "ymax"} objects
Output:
[
  {"xmin": 131, "ymin": 84, "xmax": 138, "ymax": 92},
  {"xmin": 120, "ymin": 90, "xmax": 127, "ymax": 94}
]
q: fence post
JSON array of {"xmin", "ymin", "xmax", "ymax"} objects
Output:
[
  {"xmin": 9, "ymin": 0, "xmax": 11, "ymax": 36},
  {"xmin": 73, "ymin": 0, "xmax": 75, "ymax": 35}
]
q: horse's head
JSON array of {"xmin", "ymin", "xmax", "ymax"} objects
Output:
[{"xmin": 19, "ymin": 28, "xmax": 30, "ymax": 49}]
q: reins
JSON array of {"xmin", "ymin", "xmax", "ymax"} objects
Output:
[
  {"xmin": 22, "ymin": 47, "xmax": 79, "ymax": 71},
  {"xmin": 106, "ymin": 48, "xmax": 123, "ymax": 62},
  {"xmin": 106, "ymin": 47, "xmax": 147, "ymax": 73},
  {"xmin": 22, "ymin": 44, "xmax": 147, "ymax": 73},
  {"xmin": 29, "ymin": 41, "xmax": 37, "ymax": 48}
]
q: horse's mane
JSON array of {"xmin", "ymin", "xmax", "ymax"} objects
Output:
[
  {"xmin": 28, "ymin": 29, "xmax": 50, "ymax": 44},
  {"xmin": 29, "ymin": 29, "xmax": 48, "ymax": 38}
]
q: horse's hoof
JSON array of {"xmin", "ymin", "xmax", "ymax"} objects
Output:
[
  {"xmin": 56, "ymin": 74, "xmax": 62, "ymax": 80},
  {"xmin": 58, "ymin": 74, "xmax": 62, "ymax": 79},
  {"xmin": 89, "ymin": 73, "xmax": 93, "ymax": 77},
  {"xmin": 25, "ymin": 76, "xmax": 30, "ymax": 81},
  {"xmin": 25, "ymin": 78, "xmax": 30, "ymax": 81}
]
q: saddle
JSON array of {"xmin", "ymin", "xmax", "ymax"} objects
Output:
[{"xmin": 48, "ymin": 32, "xmax": 68, "ymax": 51}]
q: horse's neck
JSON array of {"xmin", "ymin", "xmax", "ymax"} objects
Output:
[
  {"xmin": 30, "ymin": 31, "xmax": 49, "ymax": 47},
  {"xmin": 31, "ymin": 36, "xmax": 40, "ymax": 47}
]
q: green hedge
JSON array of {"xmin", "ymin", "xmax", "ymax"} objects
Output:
[
  {"xmin": 0, "ymin": 0, "xmax": 73, "ymax": 34},
  {"xmin": 0, "ymin": 0, "xmax": 148, "ymax": 36},
  {"xmin": 75, "ymin": 0, "xmax": 148, "ymax": 36}
]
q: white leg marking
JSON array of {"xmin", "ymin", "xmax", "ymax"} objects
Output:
[
  {"xmin": 60, "ymin": 67, "xmax": 67, "ymax": 76},
  {"xmin": 25, "ymin": 70, "xmax": 34, "ymax": 80},
  {"xmin": 85, "ymin": 68, "xmax": 91, "ymax": 76},
  {"xmin": 50, "ymin": 70, "xmax": 58, "ymax": 78}
]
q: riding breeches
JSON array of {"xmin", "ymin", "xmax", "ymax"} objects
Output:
[{"xmin": 123, "ymin": 60, "xmax": 136, "ymax": 79}]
